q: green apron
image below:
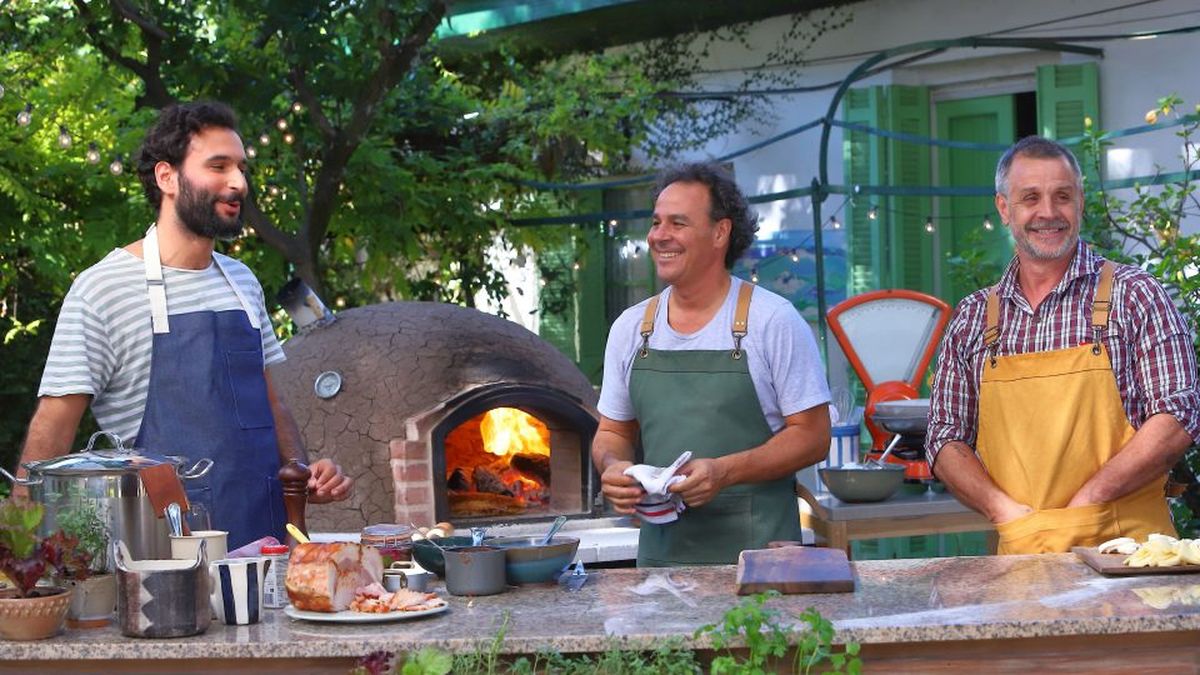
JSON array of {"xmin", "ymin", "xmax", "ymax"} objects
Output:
[{"xmin": 629, "ymin": 282, "xmax": 801, "ymax": 566}]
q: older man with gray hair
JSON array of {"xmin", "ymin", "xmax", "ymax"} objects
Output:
[{"xmin": 926, "ymin": 136, "xmax": 1200, "ymax": 554}]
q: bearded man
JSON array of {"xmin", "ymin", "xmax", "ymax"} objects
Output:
[
  {"xmin": 926, "ymin": 136, "xmax": 1199, "ymax": 554},
  {"xmin": 14, "ymin": 102, "xmax": 351, "ymax": 549}
]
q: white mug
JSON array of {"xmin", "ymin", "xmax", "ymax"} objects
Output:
[
  {"xmin": 209, "ymin": 557, "xmax": 267, "ymax": 625},
  {"xmin": 171, "ymin": 530, "xmax": 228, "ymax": 564}
]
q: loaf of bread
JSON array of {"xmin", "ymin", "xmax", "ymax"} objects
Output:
[{"xmin": 284, "ymin": 542, "xmax": 383, "ymax": 612}]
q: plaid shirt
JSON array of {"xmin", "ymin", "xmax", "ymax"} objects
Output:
[{"xmin": 926, "ymin": 241, "xmax": 1200, "ymax": 465}]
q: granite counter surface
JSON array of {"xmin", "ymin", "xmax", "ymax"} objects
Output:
[{"xmin": 3, "ymin": 553, "xmax": 1199, "ymax": 661}]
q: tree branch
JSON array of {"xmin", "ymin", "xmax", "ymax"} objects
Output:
[
  {"xmin": 73, "ymin": 0, "xmax": 174, "ymax": 108},
  {"xmin": 288, "ymin": 65, "xmax": 336, "ymax": 142}
]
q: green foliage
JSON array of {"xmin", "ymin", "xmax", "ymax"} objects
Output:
[
  {"xmin": 349, "ymin": 596, "xmax": 859, "ymax": 674},
  {"xmin": 1079, "ymin": 95, "xmax": 1200, "ymax": 536},
  {"xmin": 696, "ymin": 592, "xmax": 860, "ymax": 675},
  {"xmin": 944, "ymin": 228, "xmax": 1007, "ymax": 294},
  {"xmin": 55, "ymin": 493, "xmax": 109, "ymax": 574},
  {"xmin": 0, "ymin": 498, "xmax": 92, "ymax": 597}
]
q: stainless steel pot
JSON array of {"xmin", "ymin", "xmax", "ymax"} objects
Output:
[{"xmin": 0, "ymin": 432, "xmax": 212, "ymax": 568}]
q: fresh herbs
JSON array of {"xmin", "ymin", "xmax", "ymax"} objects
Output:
[{"xmin": 0, "ymin": 499, "xmax": 92, "ymax": 597}]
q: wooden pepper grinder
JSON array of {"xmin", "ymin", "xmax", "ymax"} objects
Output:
[{"xmin": 278, "ymin": 459, "xmax": 312, "ymax": 547}]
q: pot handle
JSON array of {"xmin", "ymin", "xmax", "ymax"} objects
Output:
[
  {"xmin": 0, "ymin": 465, "xmax": 41, "ymax": 486},
  {"xmin": 179, "ymin": 458, "xmax": 214, "ymax": 480},
  {"xmin": 85, "ymin": 430, "xmax": 129, "ymax": 453}
]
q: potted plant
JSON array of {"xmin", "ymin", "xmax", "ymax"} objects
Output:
[
  {"xmin": 0, "ymin": 498, "xmax": 92, "ymax": 640},
  {"xmin": 56, "ymin": 495, "xmax": 117, "ymax": 628}
]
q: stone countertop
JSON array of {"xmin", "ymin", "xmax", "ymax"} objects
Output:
[{"xmin": 3, "ymin": 553, "xmax": 1199, "ymax": 661}]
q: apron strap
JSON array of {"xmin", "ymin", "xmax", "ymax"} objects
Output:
[
  {"xmin": 212, "ymin": 255, "xmax": 261, "ymax": 331},
  {"xmin": 143, "ymin": 226, "xmax": 170, "ymax": 335},
  {"xmin": 983, "ymin": 284, "xmax": 1002, "ymax": 367},
  {"xmin": 638, "ymin": 294, "xmax": 661, "ymax": 359},
  {"xmin": 1091, "ymin": 261, "xmax": 1115, "ymax": 355},
  {"xmin": 731, "ymin": 281, "xmax": 754, "ymax": 360}
]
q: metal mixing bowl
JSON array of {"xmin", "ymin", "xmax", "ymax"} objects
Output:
[{"xmin": 819, "ymin": 464, "xmax": 905, "ymax": 502}]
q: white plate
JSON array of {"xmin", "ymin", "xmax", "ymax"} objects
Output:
[{"xmin": 284, "ymin": 600, "xmax": 448, "ymax": 624}]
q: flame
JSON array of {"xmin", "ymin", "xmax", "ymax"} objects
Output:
[{"xmin": 480, "ymin": 407, "xmax": 550, "ymax": 458}]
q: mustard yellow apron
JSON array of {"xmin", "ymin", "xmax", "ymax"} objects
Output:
[{"xmin": 976, "ymin": 261, "xmax": 1176, "ymax": 554}]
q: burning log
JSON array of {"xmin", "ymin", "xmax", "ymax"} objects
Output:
[
  {"xmin": 473, "ymin": 465, "xmax": 512, "ymax": 496},
  {"xmin": 511, "ymin": 453, "xmax": 551, "ymax": 485},
  {"xmin": 447, "ymin": 468, "xmax": 471, "ymax": 492}
]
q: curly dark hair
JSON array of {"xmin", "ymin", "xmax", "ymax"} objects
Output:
[
  {"xmin": 653, "ymin": 162, "xmax": 758, "ymax": 269},
  {"xmin": 135, "ymin": 101, "xmax": 240, "ymax": 211}
]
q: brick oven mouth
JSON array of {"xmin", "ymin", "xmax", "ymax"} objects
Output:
[{"xmin": 430, "ymin": 383, "xmax": 599, "ymax": 527}]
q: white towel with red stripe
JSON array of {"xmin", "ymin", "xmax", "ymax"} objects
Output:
[{"xmin": 624, "ymin": 451, "xmax": 691, "ymax": 524}]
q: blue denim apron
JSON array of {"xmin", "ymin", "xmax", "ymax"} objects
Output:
[{"xmin": 135, "ymin": 226, "xmax": 284, "ymax": 550}]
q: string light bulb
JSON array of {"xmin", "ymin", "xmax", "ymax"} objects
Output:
[
  {"xmin": 108, "ymin": 154, "xmax": 124, "ymax": 176},
  {"xmin": 291, "ymin": 102, "xmax": 303, "ymax": 113},
  {"xmin": 268, "ymin": 184, "xmax": 281, "ymax": 197},
  {"xmin": 85, "ymin": 142, "xmax": 100, "ymax": 164},
  {"xmin": 750, "ymin": 267, "xmax": 759, "ymax": 284},
  {"xmin": 246, "ymin": 145, "xmax": 257, "ymax": 159},
  {"xmin": 258, "ymin": 133, "xmax": 270, "ymax": 146},
  {"xmin": 56, "ymin": 125, "xmax": 72, "ymax": 149},
  {"xmin": 790, "ymin": 250, "xmax": 800, "ymax": 262},
  {"xmin": 829, "ymin": 216, "xmax": 841, "ymax": 230},
  {"xmin": 983, "ymin": 216, "xmax": 994, "ymax": 231},
  {"xmin": 283, "ymin": 132, "xmax": 295, "ymax": 145},
  {"xmin": 924, "ymin": 217, "xmax": 935, "ymax": 233},
  {"xmin": 867, "ymin": 205, "xmax": 878, "ymax": 220},
  {"xmin": 275, "ymin": 118, "xmax": 288, "ymax": 131},
  {"xmin": 572, "ymin": 261, "xmax": 581, "ymax": 271},
  {"xmin": 16, "ymin": 103, "xmax": 32, "ymax": 127}
]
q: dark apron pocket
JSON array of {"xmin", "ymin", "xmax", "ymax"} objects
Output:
[
  {"xmin": 225, "ymin": 350, "xmax": 274, "ymax": 429},
  {"xmin": 996, "ymin": 502, "xmax": 1119, "ymax": 554}
]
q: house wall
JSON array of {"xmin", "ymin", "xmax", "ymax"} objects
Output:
[{"xmin": 626, "ymin": 0, "xmax": 1200, "ymax": 395}]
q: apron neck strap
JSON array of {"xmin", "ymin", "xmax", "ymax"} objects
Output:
[
  {"xmin": 142, "ymin": 225, "xmax": 261, "ymax": 334},
  {"xmin": 731, "ymin": 281, "xmax": 754, "ymax": 360},
  {"xmin": 143, "ymin": 226, "xmax": 170, "ymax": 335},
  {"xmin": 1091, "ymin": 261, "xmax": 1115, "ymax": 355},
  {"xmin": 638, "ymin": 294, "xmax": 661, "ymax": 359}
]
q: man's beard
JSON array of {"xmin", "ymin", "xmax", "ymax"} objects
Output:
[{"xmin": 176, "ymin": 173, "xmax": 243, "ymax": 241}]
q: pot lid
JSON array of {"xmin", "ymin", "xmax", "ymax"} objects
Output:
[{"xmin": 23, "ymin": 431, "xmax": 181, "ymax": 476}]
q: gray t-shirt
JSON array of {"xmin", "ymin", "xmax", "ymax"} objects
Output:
[
  {"xmin": 39, "ymin": 248, "xmax": 285, "ymax": 444},
  {"xmin": 598, "ymin": 277, "xmax": 830, "ymax": 432}
]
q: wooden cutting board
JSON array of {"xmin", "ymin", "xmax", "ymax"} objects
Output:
[
  {"xmin": 735, "ymin": 546, "xmax": 855, "ymax": 595},
  {"xmin": 138, "ymin": 464, "xmax": 191, "ymax": 535},
  {"xmin": 1072, "ymin": 546, "xmax": 1200, "ymax": 576}
]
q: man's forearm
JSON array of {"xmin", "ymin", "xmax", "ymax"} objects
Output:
[
  {"xmin": 591, "ymin": 427, "xmax": 636, "ymax": 472},
  {"xmin": 265, "ymin": 372, "xmax": 309, "ymax": 465},
  {"xmin": 932, "ymin": 441, "xmax": 1027, "ymax": 523},
  {"xmin": 1069, "ymin": 413, "xmax": 1192, "ymax": 506},
  {"xmin": 716, "ymin": 424, "xmax": 827, "ymax": 487}
]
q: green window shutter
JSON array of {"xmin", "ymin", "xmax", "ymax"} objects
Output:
[
  {"xmin": 1036, "ymin": 63, "xmax": 1099, "ymax": 141},
  {"xmin": 574, "ymin": 223, "xmax": 606, "ymax": 384},
  {"xmin": 843, "ymin": 86, "xmax": 885, "ymax": 294},
  {"xmin": 883, "ymin": 85, "xmax": 932, "ymax": 293}
]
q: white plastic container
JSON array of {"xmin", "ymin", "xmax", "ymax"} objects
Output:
[{"xmin": 260, "ymin": 544, "xmax": 290, "ymax": 609}]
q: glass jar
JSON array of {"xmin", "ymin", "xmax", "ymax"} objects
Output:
[
  {"xmin": 360, "ymin": 524, "xmax": 413, "ymax": 566},
  {"xmin": 261, "ymin": 544, "xmax": 290, "ymax": 609}
]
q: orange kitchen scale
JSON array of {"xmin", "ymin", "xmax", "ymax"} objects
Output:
[{"xmin": 826, "ymin": 290, "xmax": 951, "ymax": 482}]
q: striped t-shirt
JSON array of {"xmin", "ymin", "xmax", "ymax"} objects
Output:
[{"xmin": 39, "ymin": 247, "xmax": 285, "ymax": 444}]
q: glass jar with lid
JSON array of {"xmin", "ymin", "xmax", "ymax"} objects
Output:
[{"xmin": 360, "ymin": 523, "xmax": 414, "ymax": 566}]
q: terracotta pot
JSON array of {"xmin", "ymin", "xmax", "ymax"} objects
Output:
[
  {"xmin": 0, "ymin": 587, "xmax": 72, "ymax": 640},
  {"xmin": 67, "ymin": 574, "xmax": 117, "ymax": 628}
]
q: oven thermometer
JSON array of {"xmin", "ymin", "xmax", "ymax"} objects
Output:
[{"xmin": 314, "ymin": 370, "xmax": 343, "ymax": 399}]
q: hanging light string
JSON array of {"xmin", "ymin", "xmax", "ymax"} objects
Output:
[{"xmin": 858, "ymin": 199, "xmax": 1000, "ymax": 233}]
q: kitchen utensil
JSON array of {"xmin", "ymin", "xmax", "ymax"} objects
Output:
[
  {"xmin": 411, "ymin": 535, "xmax": 475, "ymax": 577},
  {"xmin": 558, "ymin": 560, "xmax": 588, "ymax": 591},
  {"xmin": 470, "ymin": 527, "xmax": 487, "ymax": 547},
  {"xmin": 539, "ymin": 515, "xmax": 568, "ymax": 546},
  {"xmin": 209, "ymin": 556, "xmax": 268, "ymax": 625},
  {"xmin": 166, "ymin": 502, "xmax": 183, "ymax": 537},
  {"xmin": 286, "ymin": 523, "xmax": 310, "ymax": 545},
  {"xmin": 383, "ymin": 561, "xmax": 434, "ymax": 593},
  {"xmin": 114, "ymin": 540, "xmax": 211, "ymax": 638},
  {"xmin": 868, "ymin": 434, "xmax": 903, "ymax": 469},
  {"xmin": 140, "ymin": 465, "xmax": 191, "ymax": 536},
  {"xmin": 442, "ymin": 546, "xmax": 507, "ymax": 596},
  {"xmin": 736, "ymin": 546, "xmax": 855, "ymax": 595},
  {"xmin": 819, "ymin": 464, "xmax": 905, "ymax": 502},
  {"xmin": 1072, "ymin": 547, "xmax": 1200, "ymax": 577},
  {"xmin": 488, "ymin": 535, "xmax": 580, "ymax": 584},
  {"xmin": 0, "ymin": 432, "xmax": 212, "ymax": 566}
]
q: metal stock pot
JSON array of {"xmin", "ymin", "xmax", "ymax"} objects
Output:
[{"xmin": 0, "ymin": 431, "xmax": 212, "ymax": 567}]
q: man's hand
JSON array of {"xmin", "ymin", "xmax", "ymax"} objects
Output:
[
  {"xmin": 306, "ymin": 458, "xmax": 352, "ymax": 504},
  {"xmin": 669, "ymin": 457, "xmax": 729, "ymax": 508},
  {"xmin": 991, "ymin": 498, "xmax": 1034, "ymax": 525},
  {"xmin": 599, "ymin": 460, "xmax": 644, "ymax": 514}
]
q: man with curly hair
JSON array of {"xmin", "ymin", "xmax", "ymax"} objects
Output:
[
  {"xmin": 17, "ymin": 102, "xmax": 351, "ymax": 550},
  {"xmin": 593, "ymin": 162, "xmax": 831, "ymax": 566}
]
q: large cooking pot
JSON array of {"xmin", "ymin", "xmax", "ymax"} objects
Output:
[{"xmin": 0, "ymin": 431, "xmax": 212, "ymax": 568}]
